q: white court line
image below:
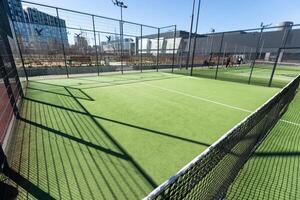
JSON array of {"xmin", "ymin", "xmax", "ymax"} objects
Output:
[
  {"xmin": 141, "ymin": 82, "xmax": 253, "ymax": 113},
  {"xmin": 140, "ymin": 80, "xmax": 300, "ymax": 128},
  {"xmin": 280, "ymin": 119, "xmax": 300, "ymax": 127}
]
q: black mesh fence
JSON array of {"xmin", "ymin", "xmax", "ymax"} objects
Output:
[
  {"xmin": 0, "ymin": 0, "xmax": 25, "ymax": 172},
  {"xmin": 11, "ymin": 1, "xmax": 177, "ymax": 78},
  {"xmin": 145, "ymin": 75, "xmax": 300, "ymax": 200}
]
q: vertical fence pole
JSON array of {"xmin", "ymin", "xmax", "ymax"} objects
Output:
[
  {"xmin": 208, "ymin": 34, "xmax": 214, "ymax": 64},
  {"xmin": 56, "ymin": 8, "xmax": 69, "ymax": 78},
  {"xmin": 248, "ymin": 27, "xmax": 264, "ymax": 84},
  {"xmin": 120, "ymin": 20, "xmax": 124, "ymax": 74},
  {"xmin": 13, "ymin": 24, "xmax": 28, "ymax": 81},
  {"xmin": 156, "ymin": 28, "xmax": 160, "ymax": 72},
  {"xmin": 140, "ymin": 25, "xmax": 143, "ymax": 73},
  {"xmin": 269, "ymin": 26, "xmax": 291, "ymax": 87},
  {"xmin": 215, "ymin": 32, "xmax": 225, "ymax": 79},
  {"xmin": 248, "ymin": 47, "xmax": 253, "ymax": 62},
  {"xmin": 222, "ymin": 42, "xmax": 227, "ymax": 67},
  {"xmin": 259, "ymin": 40, "xmax": 264, "ymax": 59},
  {"xmin": 92, "ymin": 15, "xmax": 99, "ymax": 76},
  {"xmin": 172, "ymin": 25, "xmax": 177, "ymax": 73},
  {"xmin": 190, "ymin": 0, "xmax": 202, "ymax": 76},
  {"xmin": 186, "ymin": 0, "xmax": 196, "ymax": 70},
  {"xmin": 98, "ymin": 33, "xmax": 102, "ymax": 70}
]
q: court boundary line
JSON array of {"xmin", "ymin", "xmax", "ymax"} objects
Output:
[
  {"xmin": 280, "ymin": 119, "xmax": 300, "ymax": 127},
  {"xmin": 141, "ymin": 82, "xmax": 253, "ymax": 113},
  {"xmin": 142, "ymin": 81, "xmax": 300, "ymax": 128}
]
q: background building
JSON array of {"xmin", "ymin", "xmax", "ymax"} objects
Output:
[
  {"xmin": 8, "ymin": 0, "xmax": 68, "ymax": 53},
  {"xmin": 140, "ymin": 22, "xmax": 300, "ymax": 63}
]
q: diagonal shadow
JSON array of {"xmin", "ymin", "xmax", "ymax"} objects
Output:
[
  {"xmin": 64, "ymin": 87, "xmax": 158, "ymax": 188},
  {"xmin": 3, "ymin": 167, "xmax": 55, "ymax": 200},
  {"xmin": 19, "ymin": 117, "xmax": 128, "ymax": 160},
  {"xmin": 24, "ymin": 97, "xmax": 209, "ymax": 147},
  {"xmin": 27, "ymin": 86, "xmax": 94, "ymax": 101}
]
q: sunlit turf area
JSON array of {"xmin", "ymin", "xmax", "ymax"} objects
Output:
[
  {"xmin": 227, "ymin": 90, "xmax": 300, "ymax": 200},
  {"xmin": 172, "ymin": 64, "xmax": 300, "ymax": 88},
  {"xmin": 5, "ymin": 72, "xmax": 280, "ymax": 199}
]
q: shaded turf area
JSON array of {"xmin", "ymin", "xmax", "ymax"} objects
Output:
[
  {"xmin": 226, "ymin": 90, "xmax": 300, "ymax": 200},
  {"xmin": 3, "ymin": 72, "xmax": 279, "ymax": 199},
  {"xmin": 172, "ymin": 64, "xmax": 300, "ymax": 88}
]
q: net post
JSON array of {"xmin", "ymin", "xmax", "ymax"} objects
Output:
[
  {"xmin": 92, "ymin": 15, "xmax": 100, "ymax": 76},
  {"xmin": 56, "ymin": 8, "xmax": 69, "ymax": 78},
  {"xmin": 215, "ymin": 32, "xmax": 225, "ymax": 79},
  {"xmin": 156, "ymin": 28, "xmax": 160, "ymax": 72}
]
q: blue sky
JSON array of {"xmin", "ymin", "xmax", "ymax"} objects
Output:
[{"xmin": 28, "ymin": 0, "xmax": 300, "ymax": 33}]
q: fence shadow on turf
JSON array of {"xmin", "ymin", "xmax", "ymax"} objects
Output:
[
  {"xmin": 23, "ymin": 96, "xmax": 210, "ymax": 148},
  {"xmin": 7, "ymin": 73, "xmax": 216, "ymax": 199},
  {"xmin": 3, "ymin": 167, "xmax": 55, "ymax": 199}
]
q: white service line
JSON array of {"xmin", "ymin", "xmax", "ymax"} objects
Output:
[
  {"xmin": 142, "ymin": 82, "xmax": 253, "ymax": 113},
  {"xmin": 280, "ymin": 119, "xmax": 300, "ymax": 127}
]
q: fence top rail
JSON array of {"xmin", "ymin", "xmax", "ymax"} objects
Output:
[
  {"xmin": 144, "ymin": 74, "xmax": 300, "ymax": 200},
  {"xmin": 199, "ymin": 23, "xmax": 300, "ymax": 37},
  {"xmin": 159, "ymin": 25, "xmax": 176, "ymax": 30},
  {"xmin": 21, "ymin": 0, "xmax": 167, "ymax": 29}
]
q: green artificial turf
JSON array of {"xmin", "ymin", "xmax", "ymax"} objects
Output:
[
  {"xmin": 172, "ymin": 64, "xmax": 300, "ymax": 88},
  {"xmin": 6, "ymin": 72, "xmax": 280, "ymax": 199},
  {"xmin": 226, "ymin": 91, "xmax": 300, "ymax": 200}
]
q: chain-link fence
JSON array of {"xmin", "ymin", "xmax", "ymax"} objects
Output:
[
  {"xmin": 173, "ymin": 23, "xmax": 300, "ymax": 87},
  {"xmin": 11, "ymin": 1, "xmax": 176, "ymax": 78}
]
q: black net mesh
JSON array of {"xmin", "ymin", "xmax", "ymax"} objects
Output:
[{"xmin": 145, "ymin": 75, "xmax": 300, "ymax": 200}]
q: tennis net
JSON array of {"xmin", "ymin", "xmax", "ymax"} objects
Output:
[{"xmin": 145, "ymin": 75, "xmax": 300, "ymax": 200}]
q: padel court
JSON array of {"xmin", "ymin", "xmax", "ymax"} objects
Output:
[{"xmin": 3, "ymin": 72, "xmax": 281, "ymax": 199}]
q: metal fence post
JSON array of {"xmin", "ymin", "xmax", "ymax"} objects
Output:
[
  {"xmin": 215, "ymin": 32, "xmax": 225, "ymax": 79},
  {"xmin": 98, "ymin": 32, "xmax": 102, "ymax": 70},
  {"xmin": 156, "ymin": 28, "xmax": 160, "ymax": 72},
  {"xmin": 92, "ymin": 15, "xmax": 100, "ymax": 76},
  {"xmin": 140, "ymin": 25, "xmax": 143, "ymax": 73},
  {"xmin": 248, "ymin": 27, "xmax": 264, "ymax": 84},
  {"xmin": 120, "ymin": 20, "xmax": 124, "ymax": 74},
  {"xmin": 186, "ymin": 0, "xmax": 196, "ymax": 70},
  {"xmin": 208, "ymin": 34, "xmax": 215, "ymax": 64},
  {"xmin": 12, "ymin": 24, "xmax": 28, "ymax": 81},
  {"xmin": 172, "ymin": 25, "xmax": 177, "ymax": 73},
  {"xmin": 269, "ymin": 27, "xmax": 291, "ymax": 87},
  {"xmin": 221, "ymin": 42, "xmax": 227, "ymax": 67},
  {"xmin": 56, "ymin": 8, "xmax": 69, "ymax": 78}
]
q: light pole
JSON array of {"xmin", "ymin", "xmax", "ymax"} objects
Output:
[
  {"xmin": 186, "ymin": 0, "xmax": 196, "ymax": 70},
  {"xmin": 112, "ymin": 0, "xmax": 128, "ymax": 74},
  {"xmin": 190, "ymin": 0, "xmax": 202, "ymax": 76}
]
